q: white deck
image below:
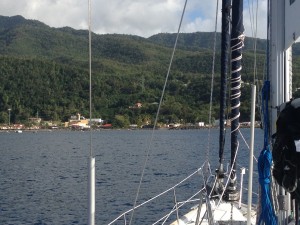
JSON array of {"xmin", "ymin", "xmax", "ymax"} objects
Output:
[{"xmin": 170, "ymin": 201, "xmax": 256, "ymax": 225}]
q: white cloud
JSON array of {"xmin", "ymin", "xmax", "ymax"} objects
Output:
[
  {"xmin": 91, "ymin": 0, "xmax": 185, "ymax": 37},
  {"xmin": 243, "ymin": 0, "xmax": 268, "ymax": 39},
  {"xmin": 0, "ymin": 0, "xmax": 267, "ymax": 39}
]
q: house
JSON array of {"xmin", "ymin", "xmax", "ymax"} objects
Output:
[
  {"xmin": 135, "ymin": 102, "xmax": 142, "ymax": 108},
  {"xmin": 197, "ymin": 122, "xmax": 205, "ymax": 127},
  {"xmin": 129, "ymin": 102, "xmax": 142, "ymax": 109},
  {"xmin": 66, "ymin": 113, "xmax": 90, "ymax": 130},
  {"xmin": 12, "ymin": 124, "xmax": 24, "ymax": 130},
  {"xmin": 168, "ymin": 123, "xmax": 181, "ymax": 129},
  {"xmin": 28, "ymin": 117, "xmax": 42, "ymax": 124},
  {"xmin": 129, "ymin": 124, "xmax": 138, "ymax": 129}
]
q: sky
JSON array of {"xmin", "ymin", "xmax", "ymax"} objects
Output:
[{"xmin": 0, "ymin": 0, "xmax": 268, "ymax": 39}]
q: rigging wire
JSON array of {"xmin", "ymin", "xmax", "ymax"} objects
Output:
[
  {"xmin": 216, "ymin": 141, "xmax": 240, "ymax": 207},
  {"xmin": 128, "ymin": 1, "xmax": 188, "ymax": 224},
  {"xmin": 88, "ymin": 0, "xmax": 93, "ymax": 158},
  {"xmin": 247, "ymin": 0, "xmax": 262, "ymax": 117},
  {"xmin": 205, "ymin": 0, "xmax": 219, "ymax": 176},
  {"xmin": 87, "ymin": 1, "xmax": 95, "ymax": 225},
  {"xmin": 250, "ymin": 0, "xmax": 259, "ymax": 85},
  {"xmin": 199, "ymin": 0, "xmax": 219, "ymax": 208},
  {"xmin": 238, "ymin": 129, "xmax": 258, "ymax": 162},
  {"xmin": 108, "ymin": 167, "xmax": 203, "ymax": 225}
]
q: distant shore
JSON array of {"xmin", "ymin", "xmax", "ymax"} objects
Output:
[{"xmin": 0, "ymin": 125, "xmax": 259, "ymax": 133}]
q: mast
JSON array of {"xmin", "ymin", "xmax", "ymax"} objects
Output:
[
  {"xmin": 225, "ymin": 0, "xmax": 244, "ymax": 201},
  {"xmin": 218, "ymin": 0, "xmax": 231, "ymax": 179}
]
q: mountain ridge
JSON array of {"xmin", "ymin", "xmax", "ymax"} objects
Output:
[{"xmin": 0, "ymin": 15, "xmax": 299, "ymax": 127}]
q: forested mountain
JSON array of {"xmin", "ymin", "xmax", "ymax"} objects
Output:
[
  {"xmin": 0, "ymin": 15, "xmax": 300, "ymax": 127},
  {"xmin": 148, "ymin": 32, "xmax": 267, "ymax": 53}
]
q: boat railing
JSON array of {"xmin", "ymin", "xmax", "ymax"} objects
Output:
[
  {"xmin": 107, "ymin": 158, "xmax": 258, "ymax": 225},
  {"xmin": 108, "ymin": 162, "xmax": 209, "ymax": 225},
  {"xmin": 153, "ymin": 188, "xmax": 205, "ymax": 225}
]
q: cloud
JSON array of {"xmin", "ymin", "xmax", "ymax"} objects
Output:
[
  {"xmin": 243, "ymin": 0, "xmax": 268, "ymax": 39},
  {"xmin": 0, "ymin": 0, "xmax": 267, "ymax": 39},
  {"xmin": 92, "ymin": 0, "xmax": 185, "ymax": 37}
]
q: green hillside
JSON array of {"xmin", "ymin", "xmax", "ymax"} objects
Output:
[{"xmin": 0, "ymin": 15, "xmax": 299, "ymax": 127}]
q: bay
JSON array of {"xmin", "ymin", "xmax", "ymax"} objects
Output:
[{"xmin": 0, "ymin": 128, "xmax": 263, "ymax": 224}]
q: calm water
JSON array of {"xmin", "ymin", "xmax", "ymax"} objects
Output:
[{"xmin": 0, "ymin": 129, "xmax": 264, "ymax": 225}]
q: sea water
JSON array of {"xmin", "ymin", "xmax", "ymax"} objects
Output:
[{"xmin": 0, "ymin": 129, "xmax": 263, "ymax": 224}]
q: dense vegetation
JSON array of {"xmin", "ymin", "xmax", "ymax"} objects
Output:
[{"xmin": 0, "ymin": 15, "xmax": 300, "ymax": 127}]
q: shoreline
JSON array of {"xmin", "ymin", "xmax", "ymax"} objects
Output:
[{"xmin": 0, "ymin": 125, "xmax": 258, "ymax": 133}]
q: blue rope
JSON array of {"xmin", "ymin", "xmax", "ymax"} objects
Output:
[
  {"xmin": 257, "ymin": 81, "xmax": 277, "ymax": 225},
  {"xmin": 258, "ymin": 145, "xmax": 277, "ymax": 225}
]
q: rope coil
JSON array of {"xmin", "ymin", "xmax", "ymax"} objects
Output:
[{"xmin": 257, "ymin": 81, "xmax": 277, "ymax": 225}]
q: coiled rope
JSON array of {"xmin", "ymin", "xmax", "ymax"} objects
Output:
[
  {"xmin": 257, "ymin": 81, "xmax": 277, "ymax": 225},
  {"xmin": 230, "ymin": 34, "xmax": 244, "ymax": 133}
]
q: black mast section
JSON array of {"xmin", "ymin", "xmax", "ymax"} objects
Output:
[
  {"xmin": 224, "ymin": 0, "xmax": 244, "ymax": 201},
  {"xmin": 219, "ymin": 0, "xmax": 232, "ymax": 174}
]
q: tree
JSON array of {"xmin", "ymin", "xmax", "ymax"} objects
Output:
[{"xmin": 113, "ymin": 114, "xmax": 130, "ymax": 128}]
